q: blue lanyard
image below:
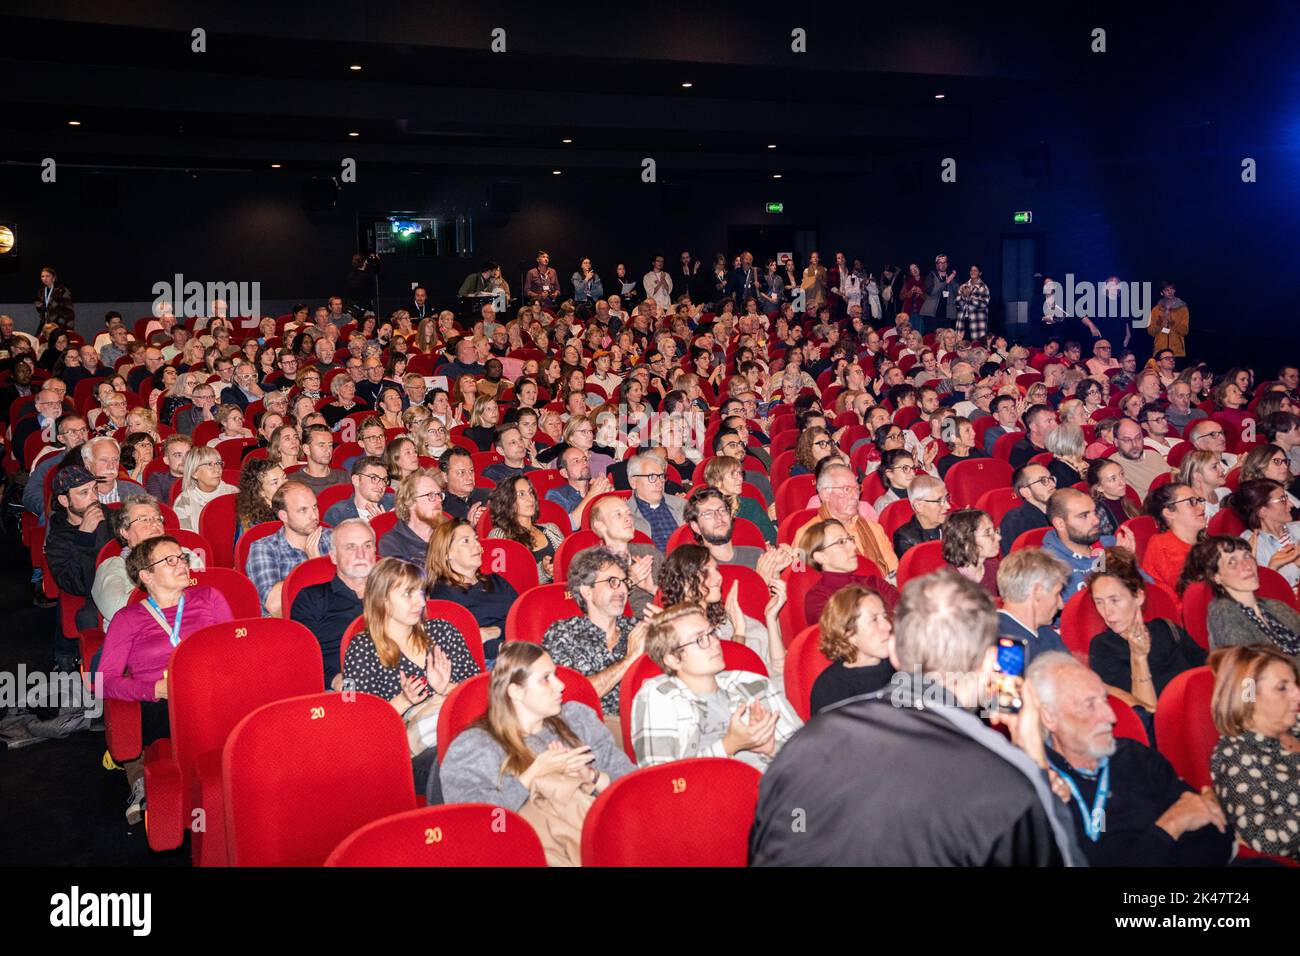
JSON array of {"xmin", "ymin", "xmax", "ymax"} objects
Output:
[
  {"xmin": 1049, "ymin": 756, "xmax": 1110, "ymax": 842},
  {"xmin": 147, "ymin": 593, "xmax": 186, "ymax": 647}
]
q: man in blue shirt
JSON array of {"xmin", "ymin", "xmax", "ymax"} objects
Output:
[
  {"xmin": 247, "ymin": 481, "xmax": 333, "ymax": 617},
  {"xmin": 323, "ymin": 456, "xmax": 393, "ymax": 526},
  {"xmin": 545, "ymin": 447, "xmax": 612, "ymax": 530},
  {"xmin": 1041, "ymin": 489, "xmax": 1136, "ymax": 598},
  {"xmin": 628, "ymin": 452, "xmax": 685, "ymax": 551}
]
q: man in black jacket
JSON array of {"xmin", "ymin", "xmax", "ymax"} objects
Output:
[
  {"xmin": 44, "ymin": 466, "xmax": 113, "ymax": 666},
  {"xmin": 999, "ymin": 464, "xmax": 1056, "ymax": 555},
  {"xmin": 750, "ymin": 569, "xmax": 1085, "ymax": 866},
  {"xmin": 891, "ymin": 474, "xmax": 949, "ymax": 558},
  {"xmin": 1029, "ymin": 652, "xmax": 1233, "ymax": 866}
]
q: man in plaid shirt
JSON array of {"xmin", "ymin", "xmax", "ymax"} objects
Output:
[
  {"xmin": 246, "ymin": 480, "xmax": 332, "ymax": 617},
  {"xmin": 630, "ymin": 603, "xmax": 801, "ymax": 771}
]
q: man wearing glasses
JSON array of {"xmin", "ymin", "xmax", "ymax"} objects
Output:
[
  {"xmin": 290, "ymin": 518, "xmax": 377, "ymax": 690},
  {"xmin": 627, "ymin": 452, "xmax": 686, "ymax": 552},
  {"xmin": 893, "ymin": 475, "xmax": 951, "ymax": 559},
  {"xmin": 379, "ymin": 469, "xmax": 444, "ymax": 565},
  {"xmin": 1187, "ymin": 419, "xmax": 1240, "ymax": 471},
  {"xmin": 630, "ymin": 603, "xmax": 801, "ymax": 771},
  {"xmin": 1085, "ymin": 339, "xmax": 1121, "ymax": 379},
  {"xmin": 92, "ymin": 494, "xmax": 206, "ymax": 627},
  {"xmin": 542, "ymin": 547, "xmax": 650, "ymax": 730},
  {"xmin": 1000, "ymin": 465, "xmax": 1057, "ymax": 556},
  {"xmin": 324, "ymin": 456, "xmax": 393, "ymax": 526},
  {"xmin": 1139, "ymin": 403, "xmax": 1184, "ymax": 458},
  {"xmin": 683, "ymin": 487, "xmax": 765, "ymax": 571},
  {"xmin": 795, "ymin": 463, "xmax": 899, "ymax": 577},
  {"xmin": 1110, "ymin": 418, "xmax": 1173, "ymax": 498},
  {"xmin": 24, "ymin": 414, "xmax": 91, "ymax": 524},
  {"xmin": 711, "ymin": 427, "xmax": 773, "ymax": 505},
  {"xmin": 983, "ymin": 394, "xmax": 1023, "ymax": 455}
]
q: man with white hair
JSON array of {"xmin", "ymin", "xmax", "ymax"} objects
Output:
[
  {"xmin": 1186, "ymin": 418, "xmax": 1239, "ymax": 471},
  {"xmin": 892, "ymin": 474, "xmax": 950, "ymax": 558},
  {"xmin": 290, "ymin": 517, "xmax": 376, "ymax": 690},
  {"xmin": 1028, "ymin": 652, "xmax": 1232, "ymax": 866},
  {"xmin": 751, "ymin": 570, "xmax": 1085, "ymax": 865},
  {"xmin": 628, "ymin": 452, "xmax": 686, "ymax": 551},
  {"xmin": 81, "ymin": 436, "xmax": 145, "ymax": 504},
  {"xmin": 793, "ymin": 462, "xmax": 898, "ymax": 578}
]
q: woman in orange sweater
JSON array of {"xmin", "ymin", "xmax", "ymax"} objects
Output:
[{"xmin": 1141, "ymin": 482, "xmax": 1207, "ymax": 594}]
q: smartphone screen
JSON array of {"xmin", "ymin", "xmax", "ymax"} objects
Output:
[{"xmin": 992, "ymin": 637, "xmax": 1027, "ymax": 714}]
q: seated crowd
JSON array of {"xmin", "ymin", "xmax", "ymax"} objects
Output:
[{"xmin": 7, "ymin": 251, "xmax": 1299, "ymax": 866}]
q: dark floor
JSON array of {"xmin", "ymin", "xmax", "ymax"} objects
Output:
[{"xmin": 0, "ymin": 503, "xmax": 187, "ymax": 867}]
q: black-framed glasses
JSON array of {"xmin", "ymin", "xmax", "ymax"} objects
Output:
[
  {"xmin": 1168, "ymin": 495, "xmax": 1207, "ymax": 508},
  {"xmin": 812, "ymin": 439, "xmax": 833, "ymax": 449},
  {"xmin": 920, "ymin": 494, "xmax": 953, "ymax": 505},
  {"xmin": 1198, "ymin": 430, "xmax": 1225, "ymax": 441},
  {"xmin": 1026, "ymin": 475, "xmax": 1057, "ymax": 489},
  {"xmin": 144, "ymin": 551, "xmax": 191, "ymax": 571},
  {"xmin": 358, "ymin": 472, "xmax": 388, "ymax": 484},
  {"xmin": 814, "ymin": 536, "xmax": 856, "ymax": 552},
  {"xmin": 122, "ymin": 512, "xmax": 165, "ymax": 530},
  {"xmin": 594, "ymin": 575, "xmax": 628, "ymax": 590},
  {"xmin": 631, "ymin": 472, "xmax": 665, "ymax": 483},
  {"xmin": 414, "ymin": 490, "xmax": 444, "ymax": 501}
]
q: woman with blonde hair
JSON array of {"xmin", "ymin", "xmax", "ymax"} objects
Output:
[
  {"xmin": 809, "ymin": 584, "xmax": 895, "ymax": 713},
  {"xmin": 125, "ymin": 406, "xmax": 161, "ymax": 443},
  {"xmin": 439, "ymin": 640, "xmax": 633, "ymax": 837},
  {"xmin": 343, "ymin": 556, "xmax": 483, "ymax": 801},
  {"xmin": 172, "ymin": 444, "xmax": 238, "ymax": 532},
  {"xmin": 702, "ymin": 455, "xmax": 776, "ymax": 544},
  {"xmin": 463, "ymin": 394, "xmax": 501, "ymax": 452},
  {"xmin": 1210, "ymin": 644, "xmax": 1300, "ymax": 860},
  {"xmin": 1178, "ymin": 449, "xmax": 1229, "ymax": 519}
]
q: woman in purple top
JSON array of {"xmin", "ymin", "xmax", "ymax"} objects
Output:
[{"xmin": 99, "ymin": 534, "xmax": 233, "ymax": 824}]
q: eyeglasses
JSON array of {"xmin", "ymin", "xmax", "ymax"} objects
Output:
[
  {"xmin": 1026, "ymin": 475, "xmax": 1057, "ymax": 489},
  {"xmin": 1168, "ymin": 495, "xmax": 1207, "ymax": 508},
  {"xmin": 673, "ymin": 628, "xmax": 719, "ymax": 652},
  {"xmin": 631, "ymin": 472, "xmax": 665, "ymax": 482},
  {"xmin": 594, "ymin": 576, "xmax": 628, "ymax": 590},
  {"xmin": 415, "ymin": 490, "xmax": 444, "ymax": 502},
  {"xmin": 825, "ymin": 484, "xmax": 860, "ymax": 495},
  {"xmin": 144, "ymin": 551, "xmax": 191, "ymax": 570},
  {"xmin": 814, "ymin": 536, "xmax": 856, "ymax": 552},
  {"xmin": 358, "ymin": 473, "xmax": 388, "ymax": 484},
  {"xmin": 197, "ymin": 461, "xmax": 222, "ymax": 470},
  {"xmin": 1270, "ymin": 457, "xmax": 1288, "ymax": 466},
  {"xmin": 1268, "ymin": 495, "xmax": 1290, "ymax": 506},
  {"xmin": 920, "ymin": 494, "xmax": 953, "ymax": 505},
  {"xmin": 1198, "ymin": 430, "xmax": 1225, "ymax": 441},
  {"xmin": 122, "ymin": 512, "xmax": 165, "ymax": 530}
]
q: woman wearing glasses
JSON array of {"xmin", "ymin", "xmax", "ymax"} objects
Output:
[
  {"xmin": 1142, "ymin": 482, "xmax": 1208, "ymax": 595},
  {"xmin": 809, "ymin": 584, "xmax": 896, "ymax": 714},
  {"xmin": 1240, "ymin": 444, "xmax": 1300, "ymax": 517},
  {"xmin": 1178, "ymin": 450, "xmax": 1230, "ymax": 520},
  {"xmin": 941, "ymin": 509, "xmax": 1001, "ymax": 598},
  {"xmin": 100, "ymin": 535, "xmax": 233, "ymax": 825},
  {"xmin": 872, "ymin": 450, "xmax": 917, "ymax": 511},
  {"xmin": 172, "ymin": 445, "xmax": 238, "ymax": 533},
  {"xmin": 797, "ymin": 518, "xmax": 900, "ymax": 625},
  {"xmin": 486, "ymin": 476, "xmax": 565, "ymax": 584},
  {"xmin": 790, "ymin": 427, "xmax": 837, "ymax": 477},
  {"xmin": 1229, "ymin": 479, "xmax": 1300, "ymax": 589},
  {"xmin": 426, "ymin": 519, "xmax": 517, "ymax": 663}
]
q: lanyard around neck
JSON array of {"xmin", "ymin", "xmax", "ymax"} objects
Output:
[{"xmin": 1049, "ymin": 755, "xmax": 1110, "ymax": 841}]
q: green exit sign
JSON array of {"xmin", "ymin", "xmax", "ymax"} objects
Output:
[
  {"xmin": 765, "ymin": 202, "xmax": 784, "ymax": 214},
  {"xmin": 1013, "ymin": 210, "xmax": 1033, "ymax": 224}
]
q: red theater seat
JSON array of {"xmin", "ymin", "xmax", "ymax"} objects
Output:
[{"xmin": 325, "ymin": 804, "xmax": 545, "ymax": 867}]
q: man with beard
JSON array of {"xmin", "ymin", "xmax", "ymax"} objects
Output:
[
  {"xmin": 682, "ymin": 487, "xmax": 765, "ymax": 571},
  {"xmin": 1040, "ymin": 488, "xmax": 1136, "ymax": 598},
  {"xmin": 1147, "ymin": 281, "xmax": 1189, "ymax": 358},
  {"xmin": 1109, "ymin": 418, "xmax": 1170, "ymax": 499},
  {"xmin": 545, "ymin": 447, "xmax": 612, "ymax": 531},
  {"xmin": 45, "ymin": 466, "xmax": 114, "ymax": 648}
]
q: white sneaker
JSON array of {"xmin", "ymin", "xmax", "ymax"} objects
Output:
[{"xmin": 125, "ymin": 777, "xmax": 145, "ymax": 826}]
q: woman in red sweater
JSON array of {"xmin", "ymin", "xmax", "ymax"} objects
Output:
[
  {"xmin": 99, "ymin": 535, "xmax": 234, "ymax": 823},
  {"xmin": 1141, "ymin": 482, "xmax": 1207, "ymax": 595}
]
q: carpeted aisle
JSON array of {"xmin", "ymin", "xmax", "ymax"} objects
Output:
[{"xmin": 0, "ymin": 511, "xmax": 186, "ymax": 867}]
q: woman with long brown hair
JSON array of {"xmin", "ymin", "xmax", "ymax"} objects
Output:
[
  {"xmin": 1086, "ymin": 458, "xmax": 1140, "ymax": 537},
  {"xmin": 342, "ymin": 557, "xmax": 482, "ymax": 800},
  {"xmin": 486, "ymin": 475, "xmax": 565, "ymax": 583},
  {"xmin": 439, "ymin": 640, "xmax": 633, "ymax": 812},
  {"xmin": 425, "ymin": 519, "xmax": 517, "ymax": 662},
  {"xmin": 235, "ymin": 458, "xmax": 285, "ymax": 537}
]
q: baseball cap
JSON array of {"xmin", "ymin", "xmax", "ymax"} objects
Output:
[{"xmin": 53, "ymin": 465, "xmax": 98, "ymax": 496}]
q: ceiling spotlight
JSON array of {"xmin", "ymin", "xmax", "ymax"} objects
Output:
[
  {"xmin": 348, "ymin": 131, "xmax": 360, "ymax": 137},
  {"xmin": 270, "ymin": 163, "xmax": 282, "ymax": 168},
  {"xmin": 349, "ymin": 64, "xmax": 362, "ymax": 71},
  {"xmin": 67, "ymin": 120, "xmax": 81, "ymax": 126},
  {"xmin": 552, "ymin": 170, "xmax": 562, "ymax": 175},
  {"xmin": 773, "ymin": 173, "xmax": 783, "ymax": 179},
  {"xmin": 934, "ymin": 93, "xmax": 945, "ymax": 99},
  {"xmin": 681, "ymin": 81, "xmax": 693, "ymax": 88},
  {"xmin": 562, "ymin": 138, "xmax": 573, "ymax": 144},
  {"xmin": 767, "ymin": 144, "xmax": 777, "ymax": 149}
]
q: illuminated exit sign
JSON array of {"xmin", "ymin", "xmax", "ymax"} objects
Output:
[
  {"xmin": 1013, "ymin": 210, "xmax": 1033, "ymax": 224},
  {"xmin": 765, "ymin": 202, "xmax": 784, "ymax": 214}
]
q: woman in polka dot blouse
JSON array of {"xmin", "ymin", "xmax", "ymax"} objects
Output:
[{"xmin": 1209, "ymin": 645, "xmax": 1300, "ymax": 860}]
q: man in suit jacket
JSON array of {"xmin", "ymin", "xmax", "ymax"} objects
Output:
[
  {"xmin": 920, "ymin": 253, "xmax": 958, "ymax": 335},
  {"xmin": 627, "ymin": 452, "xmax": 687, "ymax": 551}
]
